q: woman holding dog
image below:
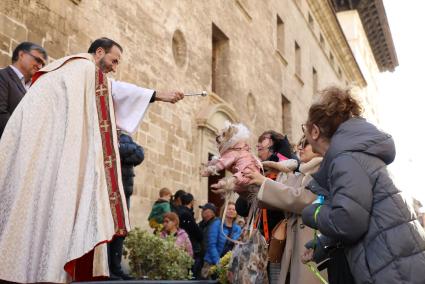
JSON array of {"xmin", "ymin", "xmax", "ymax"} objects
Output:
[{"xmin": 246, "ymin": 136, "xmax": 326, "ymax": 284}]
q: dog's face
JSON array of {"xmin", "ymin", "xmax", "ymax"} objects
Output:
[{"xmin": 216, "ymin": 125, "xmax": 238, "ymax": 149}]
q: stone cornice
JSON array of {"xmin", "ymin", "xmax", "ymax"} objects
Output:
[
  {"xmin": 332, "ymin": 0, "xmax": 398, "ymax": 72},
  {"xmin": 307, "ymin": 0, "xmax": 367, "ymax": 87}
]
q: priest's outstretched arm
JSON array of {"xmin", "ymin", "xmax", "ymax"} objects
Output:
[{"xmin": 111, "ymin": 80, "xmax": 184, "ymax": 134}]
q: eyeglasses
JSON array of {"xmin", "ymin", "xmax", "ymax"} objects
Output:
[
  {"xmin": 256, "ymin": 136, "xmax": 272, "ymax": 151},
  {"xmin": 25, "ymin": 52, "xmax": 46, "ymax": 67},
  {"xmin": 298, "ymin": 136, "xmax": 308, "ymax": 150},
  {"xmin": 301, "ymin": 123, "xmax": 307, "ymax": 133}
]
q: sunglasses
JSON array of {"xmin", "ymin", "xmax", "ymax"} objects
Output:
[
  {"xmin": 25, "ymin": 52, "xmax": 46, "ymax": 67},
  {"xmin": 297, "ymin": 133, "xmax": 310, "ymax": 149}
]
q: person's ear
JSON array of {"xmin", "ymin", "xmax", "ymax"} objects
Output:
[
  {"xmin": 18, "ymin": 50, "xmax": 25, "ymax": 61},
  {"xmin": 311, "ymin": 124, "xmax": 321, "ymax": 140},
  {"xmin": 95, "ymin": 47, "xmax": 105, "ymax": 57}
]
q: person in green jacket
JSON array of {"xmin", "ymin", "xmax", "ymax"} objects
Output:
[{"xmin": 148, "ymin": 187, "xmax": 172, "ymax": 231}]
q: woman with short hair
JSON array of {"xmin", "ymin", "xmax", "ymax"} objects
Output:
[
  {"xmin": 246, "ymin": 137, "xmax": 325, "ymax": 284},
  {"xmin": 161, "ymin": 212, "xmax": 193, "ymax": 257}
]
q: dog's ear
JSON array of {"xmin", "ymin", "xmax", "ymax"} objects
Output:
[
  {"xmin": 221, "ymin": 125, "xmax": 235, "ymax": 142},
  {"xmin": 229, "ymin": 125, "xmax": 238, "ymax": 139}
]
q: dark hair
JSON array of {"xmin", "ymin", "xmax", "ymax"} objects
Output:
[
  {"xmin": 12, "ymin": 42, "xmax": 47, "ymax": 63},
  {"xmin": 173, "ymin": 189, "xmax": 186, "ymax": 201},
  {"xmin": 258, "ymin": 130, "xmax": 285, "ymax": 144},
  {"xmin": 307, "ymin": 87, "xmax": 363, "ymax": 139},
  {"xmin": 258, "ymin": 130, "xmax": 295, "ymax": 161},
  {"xmin": 181, "ymin": 193, "xmax": 194, "ymax": 205},
  {"xmin": 88, "ymin": 37, "xmax": 123, "ymax": 54}
]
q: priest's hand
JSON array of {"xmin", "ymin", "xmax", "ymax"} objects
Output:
[{"xmin": 155, "ymin": 91, "xmax": 184, "ymax": 103}]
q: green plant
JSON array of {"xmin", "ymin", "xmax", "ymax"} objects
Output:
[
  {"xmin": 123, "ymin": 228, "xmax": 194, "ymax": 280},
  {"xmin": 210, "ymin": 251, "xmax": 232, "ymax": 284}
]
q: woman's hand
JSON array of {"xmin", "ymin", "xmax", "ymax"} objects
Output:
[
  {"xmin": 301, "ymin": 248, "xmax": 314, "ymax": 264},
  {"xmin": 245, "ymin": 171, "xmax": 266, "ymax": 186}
]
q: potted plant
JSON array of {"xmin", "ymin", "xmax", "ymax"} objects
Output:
[
  {"xmin": 209, "ymin": 251, "xmax": 232, "ymax": 284},
  {"xmin": 123, "ymin": 228, "xmax": 194, "ymax": 280}
]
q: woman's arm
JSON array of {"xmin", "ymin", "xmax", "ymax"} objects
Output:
[
  {"xmin": 246, "ymin": 171, "xmax": 316, "ymax": 214},
  {"xmin": 302, "ymin": 154, "xmax": 373, "ymax": 244},
  {"xmin": 260, "ymin": 176, "xmax": 316, "ymax": 214}
]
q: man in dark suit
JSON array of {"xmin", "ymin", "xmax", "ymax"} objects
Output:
[{"xmin": 0, "ymin": 42, "xmax": 47, "ymax": 138}]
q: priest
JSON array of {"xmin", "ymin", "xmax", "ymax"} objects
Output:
[{"xmin": 0, "ymin": 37, "xmax": 184, "ymax": 283}]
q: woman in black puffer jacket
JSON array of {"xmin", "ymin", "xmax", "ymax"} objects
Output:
[
  {"xmin": 301, "ymin": 87, "xmax": 425, "ymax": 284},
  {"xmin": 118, "ymin": 132, "xmax": 145, "ymax": 208}
]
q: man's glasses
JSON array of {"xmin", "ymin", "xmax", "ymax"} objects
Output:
[{"xmin": 25, "ymin": 52, "xmax": 46, "ymax": 67}]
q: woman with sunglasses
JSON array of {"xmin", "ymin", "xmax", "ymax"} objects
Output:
[
  {"xmin": 301, "ymin": 87, "xmax": 425, "ymax": 284},
  {"xmin": 245, "ymin": 137, "xmax": 325, "ymax": 284}
]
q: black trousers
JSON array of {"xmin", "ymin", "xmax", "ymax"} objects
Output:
[
  {"xmin": 192, "ymin": 253, "xmax": 204, "ymax": 280},
  {"xmin": 327, "ymin": 248, "xmax": 355, "ymax": 284}
]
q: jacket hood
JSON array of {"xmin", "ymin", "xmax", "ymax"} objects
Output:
[
  {"xmin": 154, "ymin": 199, "xmax": 169, "ymax": 205},
  {"xmin": 176, "ymin": 228, "xmax": 187, "ymax": 237},
  {"xmin": 312, "ymin": 118, "xmax": 395, "ymax": 189}
]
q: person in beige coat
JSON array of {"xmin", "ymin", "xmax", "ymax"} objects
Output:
[{"xmin": 246, "ymin": 137, "xmax": 326, "ymax": 284}]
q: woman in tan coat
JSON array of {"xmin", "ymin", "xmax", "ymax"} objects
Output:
[{"xmin": 246, "ymin": 137, "xmax": 326, "ymax": 284}]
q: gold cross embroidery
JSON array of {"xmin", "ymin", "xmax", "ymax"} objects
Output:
[
  {"xmin": 100, "ymin": 120, "xmax": 110, "ymax": 132},
  {"xmin": 104, "ymin": 156, "xmax": 113, "ymax": 168},
  {"xmin": 96, "ymin": 85, "xmax": 107, "ymax": 95},
  {"xmin": 109, "ymin": 191, "xmax": 119, "ymax": 203}
]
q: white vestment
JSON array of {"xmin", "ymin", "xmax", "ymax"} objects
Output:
[
  {"xmin": 0, "ymin": 53, "xmax": 153, "ymax": 283},
  {"xmin": 111, "ymin": 80, "xmax": 153, "ymax": 134}
]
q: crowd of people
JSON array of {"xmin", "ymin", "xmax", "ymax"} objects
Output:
[
  {"xmin": 138, "ymin": 85, "xmax": 425, "ymax": 284},
  {"xmin": 1, "ymin": 39, "xmax": 425, "ymax": 284},
  {"xmin": 146, "ymin": 186, "xmax": 242, "ymax": 280}
]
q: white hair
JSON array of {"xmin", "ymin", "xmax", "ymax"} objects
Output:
[{"xmin": 219, "ymin": 122, "xmax": 251, "ymax": 153}]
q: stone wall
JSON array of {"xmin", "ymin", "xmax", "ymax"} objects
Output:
[{"xmin": 0, "ymin": 0, "xmax": 358, "ymax": 229}]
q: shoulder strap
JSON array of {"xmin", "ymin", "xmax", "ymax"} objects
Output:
[{"xmin": 220, "ymin": 191, "xmax": 258, "ymax": 246}]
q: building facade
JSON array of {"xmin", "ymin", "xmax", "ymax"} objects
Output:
[
  {"xmin": 0, "ymin": 0, "xmax": 396, "ymax": 229},
  {"xmin": 334, "ymin": 0, "xmax": 398, "ymax": 125}
]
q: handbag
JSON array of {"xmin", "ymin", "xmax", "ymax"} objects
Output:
[
  {"xmin": 268, "ymin": 218, "xmax": 287, "ymax": 263},
  {"xmin": 226, "ymin": 194, "xmax": 269, "ymax": 284},
  {"xmin": 228, "ymin": 228, "xmax": 269, "ymax": 283}
]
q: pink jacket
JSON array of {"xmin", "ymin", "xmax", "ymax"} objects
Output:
[
  {"xmin": 212, "ymin": 141, "xmax": 261, "ymax": 186},
  {"xmin": 161, "ymin": 228, "xmax": 193, "ymax": 257}
]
